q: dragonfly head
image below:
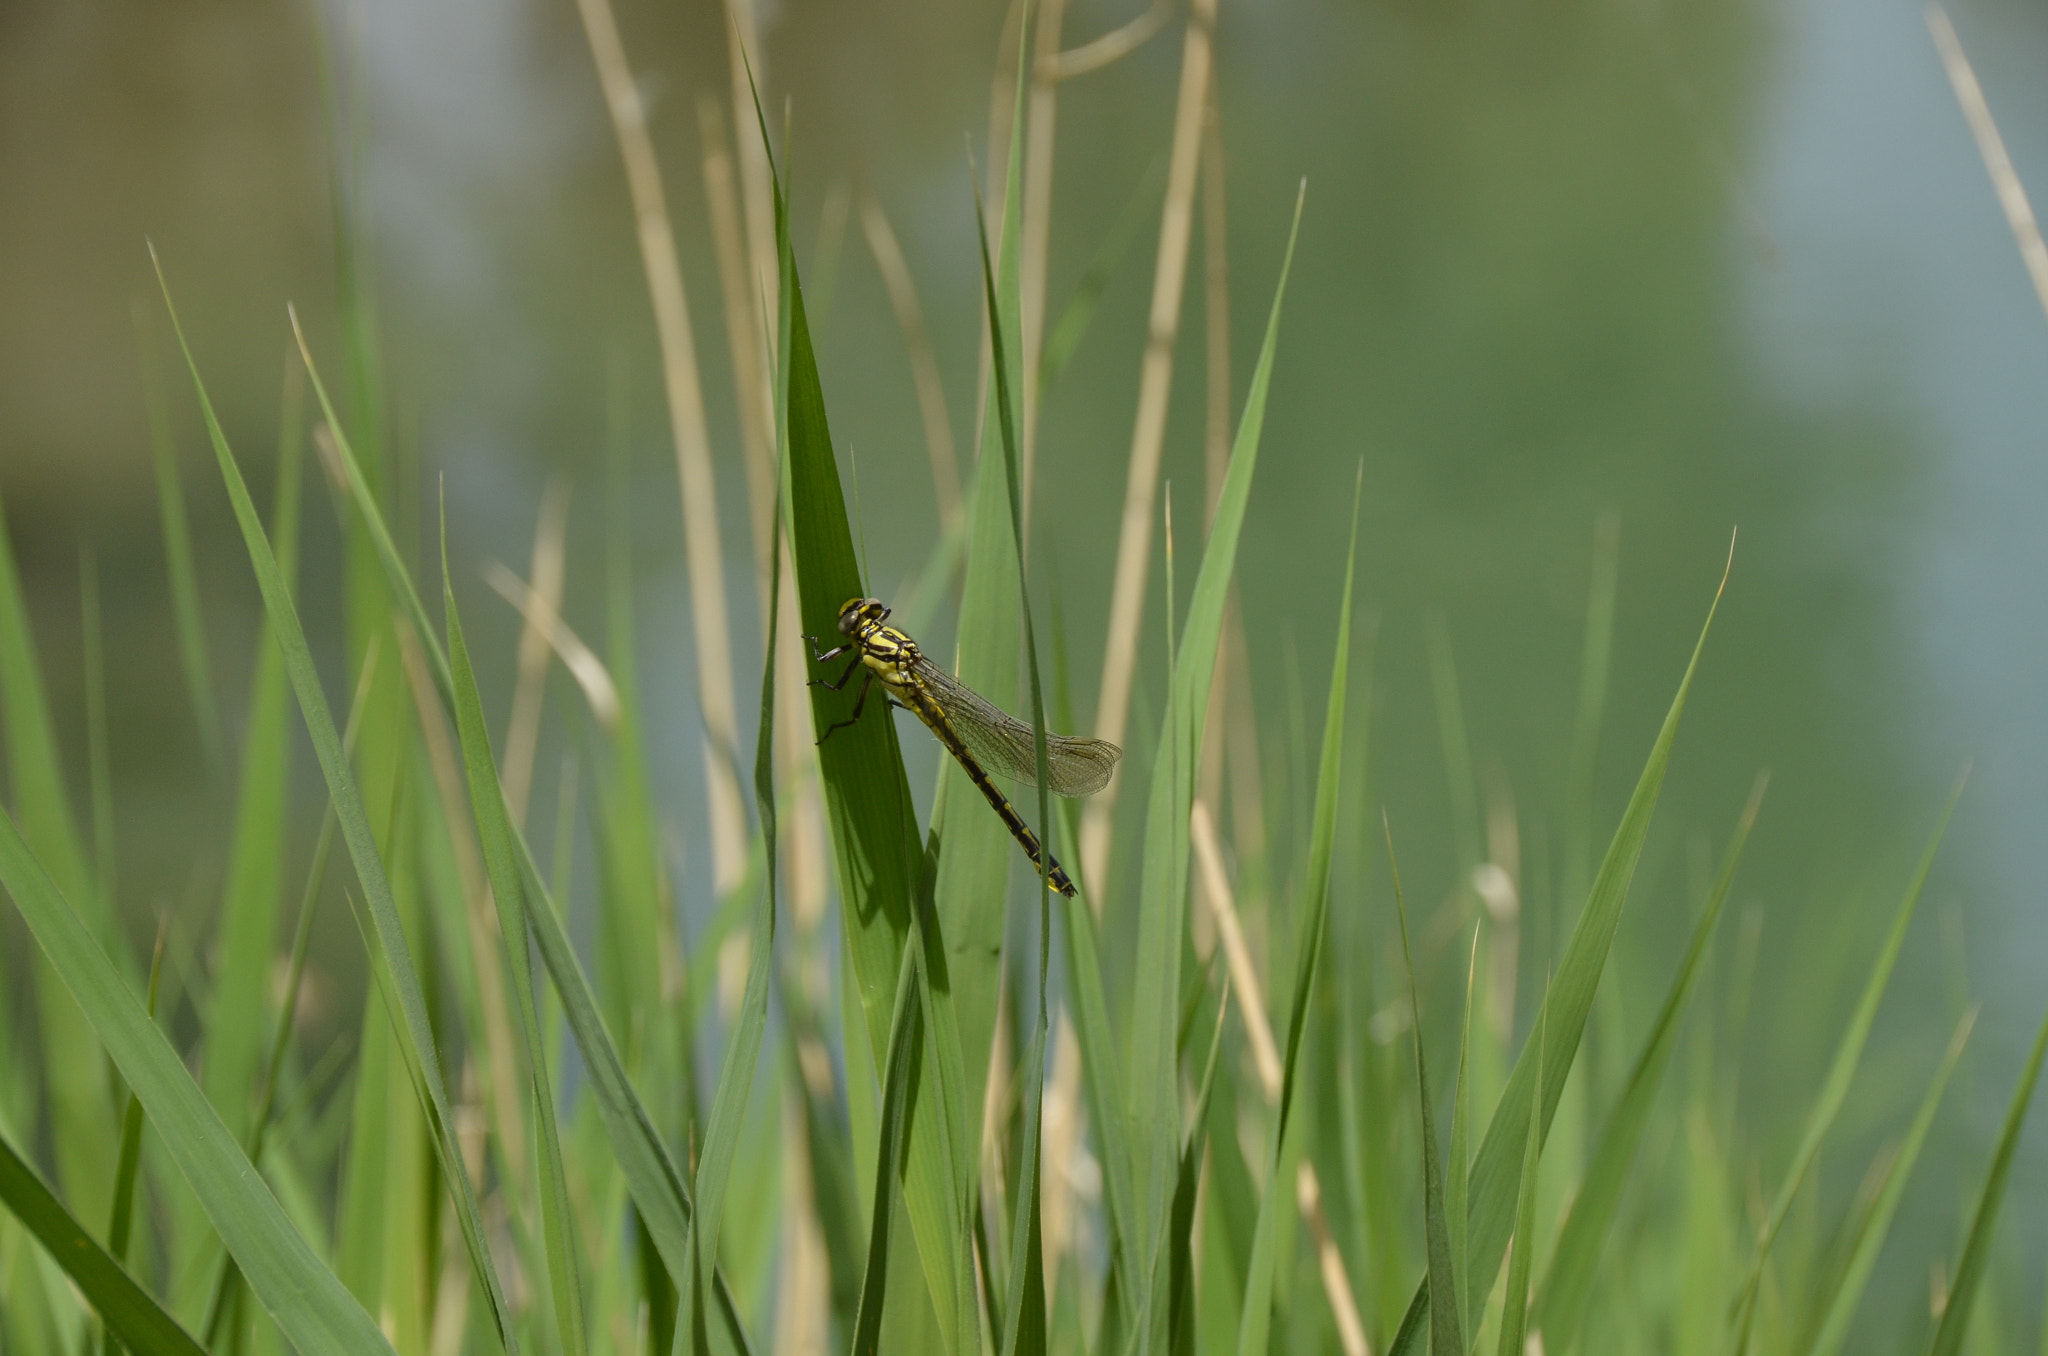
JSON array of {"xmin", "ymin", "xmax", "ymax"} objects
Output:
[{"xmin": 836, "ymin": 597, "xmax": 890, "ymax": 635}]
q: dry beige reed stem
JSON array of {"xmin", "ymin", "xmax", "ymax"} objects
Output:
[
  {"xmin": 482, "ymin": 562, "xmax": 622, "ymax": 733},
  {"xmin": 860, "ymin": 196, "xmax": 964, "ymax": 530},
  {"xmin": 1190, "ymin": 801, "xmax": 1371, "ymax": 1356},
  {"xmin": 501, "ymin": 478, "xmax": 569, "ymax": 827},
  {"xmin": 570, "ymin": 0, "xmax": 748, "ymax": 892},
  {"xmin": 1040, "ymin": 0, "xmax": 1174, "ymax": 84},
  {"xmin": 1080, "ymin": 0, "xmax": 1221, "ymax": 894},
  {"xmin": 1926, "ymin": 5, "xmax": 2048, "ymax": 325},
  {"xmin": 1018, "ymin": 0, "xmax": 1070, "ymax": 505},
  {"xmin": 700, "ymin": 95, "xmax": 780, "ymax": 588}
]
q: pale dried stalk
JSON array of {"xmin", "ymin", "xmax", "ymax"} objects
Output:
[
  {"xmin": 1018, "ymin": 0, "xmax": 1070, "ymax": 505},
  {"xmin": 773, "ymin": 1087, "xmax": 830, "ymax": 1356},
  {"xmin": 483, "ymin": 562, "xmax": 622, "ymax": 732},
  {"xmin": 1040, "ymin": 0, "xmax": 1174, "ymax": 84},
  {"xmin": 502, "ymin": 479, "xmax": 570, "ymax": 827},
  {"xmin": 1079, "ymin": 0, "xmax": 1220, "ymax": 893},
  {"xmin": 393, "ymin": 623, "xmax": 526, "ymax": 1188},
  {"xmin": 1927, "ymin": 5, "xmax": 2048, "ymax": 323},
  {"xmin": 571, "ymin": 0, "xmax": 747, "ymax": 891},
  {"xmin": 860, "ymin": 197, "xmax": 964, "ymax": 529},
  {"xmin": 700, "ymin": 95, "xmax": 780, "ymax": 587},
  {"xmin": 1191, "ymin": 800, "xmax": 1371, "ymax": 1356}
]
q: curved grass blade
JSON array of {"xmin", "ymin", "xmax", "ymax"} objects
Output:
[
  {"xmin": 0, "ymin": 1125, "xmax": 205, "ymax": 1356},
  {"xmin": 0, "ymin": 803, "xmax": 393, "ymax": 1356},
  {"xmin": 151, "ymin": 250, "xmax": 516, "ymax": 1351},
  {"xmin": 1389, "ymin": 541, "xmax": 1737, "ymax": 1356},
  {"xmin": 747, "ymin": 64, "xmax": 977, "ymax": 1356},
  {"xmin": 676, "ymin": 499, "xmax": 783, "ymax": 1356},
  {"xmin": 1727, "ymin": 773, "xmax": 1967, "ymax": 1352},
  {"xmin": 1536, "ymin": 773, "xmax": 1767, "ymax": 1348},
  {"xmin": 443, "ymin": 533, "xmax": 587, "ymax": 1356},
  {"xmin": 1927, "ymin": 995, "xmax": 2048, "ymax": 1356},
  {"xmin": 1127, "ymin": 184, "xmax": 1305, "ymax": 1318},
  {"xmin": 1803, "ymin": 1006, "xmax": 1973, "ymax": 1356}
]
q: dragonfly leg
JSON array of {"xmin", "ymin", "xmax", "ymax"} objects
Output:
[
  {"xmin": 803, "ymin": 634, "xmax": 850, "ymax": 664},
  {"xmin": 808, "ymin": 650, "xmax": 864, "ymax": 692},
  {"xmin": 816, "ymin": 671, "xmax": 875, "ymax": 745}
]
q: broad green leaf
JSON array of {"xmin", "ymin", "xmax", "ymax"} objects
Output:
[
  {"xmin": 752, "ymin": 74, "xmax": 976, "ymax": 1356},
  {"xmin": 1536, "ymin": 773, "xmax": 1766, "ymax": 1347},
  {"xmin": 0, "ymin": 1125, "xmax": 206, "ymax": 1356}
]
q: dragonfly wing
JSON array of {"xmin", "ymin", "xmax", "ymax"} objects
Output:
[{"xmin": 913, "ymin": 658, "xmax": 1122, "ymax": 797}]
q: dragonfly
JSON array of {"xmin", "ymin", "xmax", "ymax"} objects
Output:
[{"xmin": 805, "ymin": 597, "xmax": 1121, "ymax": 897}]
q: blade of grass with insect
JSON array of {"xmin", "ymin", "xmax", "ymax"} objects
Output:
[
  {"xmin": 1927, "ymin": 994, "xmax": 2048, "ymax": 1356},
  {"xmin": 1387, "ymin": 543, "xmax": 1734, "ymax": 1356},
  {"xmin": 1726, "ymin": 773, "xmax": 1966, "ymax": 1354},
  {"xmin": 0, "ymin": 799, "xmax": 394, "ymax": 1355},
  {"xmin": 152, "ymin": 254, "xmax": 518, "ymax": 1351},
  {"xmin": 1389, "ymin": 822, "xmax": 1466, "ymax": 1356},
  {"xmin": 674, "ymin": 499, "xmax": 783, "ymax": 1356},
  {"xmin": 0, "ymin": 1124, "xmax": 207, "ymax": 1356},
  {"xmin": 745, "ymin": 66, "xmax": 976, "ymax": 1356},
  {"xmin": 1802, "ymin": 1005, "xmax": 1973, "ymax": 1356},
  {"xmin": 205, "ymin": 366, "xmax": 305, "ymax": 1150},
  {"xmin": 1237, "ymin": 471, "xmax": 1356, "ymax": 1356},
  {"xmin": 445, "ymin": 531, "xmax": 589, "ymax": 1356},
  {"xmin": 1536, "ymin": 772, "xmax": 1766, "ymax": 1350},
  {"xmin": 1127, "ymin": 183, "xmax": 1304, "ymax": 1330}
]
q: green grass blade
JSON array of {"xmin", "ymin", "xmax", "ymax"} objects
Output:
[
  {"xmin": 1729, "ymin": 773, "xmax": 1966, "ymax": 1348},
  {"xmin": 1390, "ymin": 543, "xmax": 1735, "ymax": 1356},
  {"xmin": 1803, "ymin": 1006, "xmax": 1973, "ymax": 1356},
  {"xmin": 1059, "ymin": 886, "xmax": 1140, "ymax": 1299},
  {"xmin": 751, "ymin": 75, "xmax": 977, "ymax": 1356},
  {"xmin": 848, "ymin": 945, "xmax": 927, "ymax": 1356},
  {"xmin": 0, "ymin": 801, "xmax": 393, "ymax": 1356},
  {"xmin": 1389, "ymin": 825, "xmax": 1465, "ymax": 1356},
  {"xmin": 443, "ymin": 532, "xmax": 588, "ymax": 1356},
  {"xmin": 102, "ymin": 925, "xmax": 166, "ymax": 1356},
  {"xmin": 1928, "ymin": 995, "xmax": 2048, "ymax": 1356},
  {"xmin": 1448, "ymin": 928, "xmax": 1476, "ymax": 1337},
  {"xmin": 1236, "ymin": 474, "xmax": 1357, "ymax": 1356},
  {"xmin": 205, "ymin": 370, "xmax": 305, "ymax": 1147},
  {"xmin": 135, "ymin": 311, "xmax": 228, "ymax": 784},
  {"xmin": 1496, "ymin": 1006, "xmax": 1546, "ymax": 1356},
  {"xmin": 677, "ymin": 503, "xmax": 783, "ymax": 1356},
  {"xmin": 1536, "ymin": 773, "xmax": 1767, "ymax": 1347},
  {"xmin": 1127, "ymin": 183, "xmax": 1305, "ymax": 1302},
  {"xmin": 151, "ymin": 250, "xmax": 517, "ymax": 1351},
  {"xmin": 1037, "ymin": 154, "xmax": 1166, "ymax": 398},
  {"xmin": 0, "ymin": 1125, "xmax": 205, "ymax": 1356}
]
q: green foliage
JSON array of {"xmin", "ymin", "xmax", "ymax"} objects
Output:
[{"xmin": 1, "ymin": 28, "xmax": 2041, "ymax": 1356}]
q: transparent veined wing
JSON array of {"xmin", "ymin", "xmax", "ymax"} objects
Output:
[{"xmin": 910, "ymin": 655, "xmax": 1121, "ymax": 797}]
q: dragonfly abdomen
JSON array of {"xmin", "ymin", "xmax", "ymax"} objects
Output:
[{"xmin": 908, "ymin": 690, "xmax": 1078, "ymax": 898}]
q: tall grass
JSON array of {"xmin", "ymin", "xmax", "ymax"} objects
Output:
[{"xmin": 4, "ymin": 8, "xmax": 2048, "ymax": 1356}]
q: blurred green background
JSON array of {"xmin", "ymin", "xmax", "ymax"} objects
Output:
[{"xmin": 4, "ymin": 0, "xmax": 2048, "ymax": 1338}]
